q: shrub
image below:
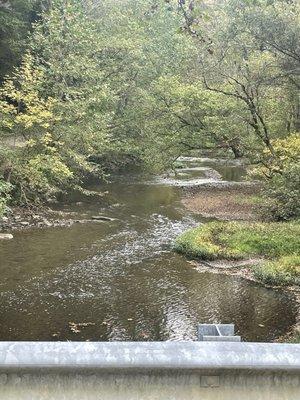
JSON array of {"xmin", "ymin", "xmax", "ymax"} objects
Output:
[
  {"xmin": 253, "ymin": 134, "xmax": 300, "ymax": 220},
  {"xmin": 0, "ymin": 179, "xmax": 11, "ymax": 217}
]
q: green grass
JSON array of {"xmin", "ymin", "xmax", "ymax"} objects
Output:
[
  {"xmin": 174, "ymin": 221, "xmax": 300, "ymax": 285},
  {"xmin": 253, "ymin": 256, "xmax": 300, "ymax": 286}
]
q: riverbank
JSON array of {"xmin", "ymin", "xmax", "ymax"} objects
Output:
[
  {"xmin": 0, "ymin": 205, "xmax": 113, "ymax": 237},
  {"xmin": 174, "ymin": 221, "xmax": 300, "ymax": 341}
]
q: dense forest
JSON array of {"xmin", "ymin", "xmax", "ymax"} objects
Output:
[{"xmin": 0, "ymin": 0, "xmax": 299, "ymax": 220}]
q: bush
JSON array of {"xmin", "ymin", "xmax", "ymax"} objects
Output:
[
  {"xmin": 0, "ymin": 179, "xmax": 11, "ymax": 217},
  {"xmin": 264, "ymin": 163, "xmax": 300, "ymax": 220},
  {"xmin": 253, "ymin": 134, "xmax": 300, "ymax": 220}
]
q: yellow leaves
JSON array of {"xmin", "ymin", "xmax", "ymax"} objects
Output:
[
  {"xmin": 25, "ymin": 132, "xmax": 65, "ymax": 156},
  {"xmin": 27, "ymin": 154, "xmax": 73, "ymax": 180},
  {"xmin": 41, "ymin": 132, "xmax": 53, "ymax": 145},
  {"xmin": 0, "ymin": 51, "xmax": 59, "ymax": 139},
  {"xmin": 253, "ymin": 133, "xmax": 300, "ymax": 180},
  {"xmin": 14, "ymin": 101, "xmax": 57, "ymax": 131},
  {"xmin": 272, "ymin": 133, "xmax": 300, "ymax": 162},
  {"xmin": 25, "ymin": 138, "xmax": 37, "ymax": 148}
]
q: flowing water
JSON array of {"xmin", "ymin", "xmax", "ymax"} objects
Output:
[{"xmin": 0, "ymin": 157, "xmax": 296, "ymax": 341}]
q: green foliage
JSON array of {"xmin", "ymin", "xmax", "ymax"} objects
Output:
[
  {"xmin": 0, "ymin": 53, "xmax": 74, "ymax": 204},
  {"xmin": 252, "ymin": 134, "xmax": 300, "ymax": 220},
  {"xmin": 0, "ymin": 0, "xmax": 198, "ymax": 203},
  {"xmin": 0, "ymin": 0, "xmax": 42, "ymax": 80},
  {"xmin": 0, "ymin": 0, "xmax": 299, "ymax": 214},
  {"xmin": 0, "ymin": 179, "xmax": 11, "ymax": 216}
]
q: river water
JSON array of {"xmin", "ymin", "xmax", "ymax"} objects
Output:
[{"xmin": 0, "ymin": 157, "xmax": 296, "ymax": 341}]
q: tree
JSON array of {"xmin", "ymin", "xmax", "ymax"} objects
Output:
[{"xmin": 0, "ymin": 0, "xmax": 44, "ymax": 80}]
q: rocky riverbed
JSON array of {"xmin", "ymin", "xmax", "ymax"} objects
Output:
[{"xmin": 0, "ymin": 206, "xmax": 115, "ymax": 237}]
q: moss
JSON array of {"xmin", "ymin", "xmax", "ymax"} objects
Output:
[{"xmin": 174, "ymin": 221, "xmax": 300, "ymax": 285}]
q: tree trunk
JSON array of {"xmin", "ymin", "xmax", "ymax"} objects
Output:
[{"xmin": 230, "ymin": 145, "xmax": 243, "ymax": 159}]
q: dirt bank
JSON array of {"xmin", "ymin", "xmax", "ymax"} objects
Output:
[{"xmin": 182, "ymin": 183, "xmax": 261, "ymax": 221}]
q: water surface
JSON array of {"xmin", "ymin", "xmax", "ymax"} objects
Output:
[{"xmin": 0, "ymin": 157, "xmax": 296, "ymax": 341}]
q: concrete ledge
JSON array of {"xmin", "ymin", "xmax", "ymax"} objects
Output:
[{"xmin": 0, "ymin": 342, "xmax": 299, "ymax": 371}]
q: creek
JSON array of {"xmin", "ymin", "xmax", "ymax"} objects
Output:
[{"xmin": 0, "ymin": 157, "xmax": 296, "ymax": 341}]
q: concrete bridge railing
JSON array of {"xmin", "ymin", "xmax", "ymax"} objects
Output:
[{"xmin": 0, "ymin": 341, "xmax": 299, "ymax": 399}]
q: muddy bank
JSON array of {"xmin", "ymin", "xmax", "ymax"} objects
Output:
[
  {"xmin": 189, "ymin": 258, "xmax": 300, "ymax": 342},
  {"xmin": 182, "ymin": 182, "xmax": 261, "ymax": 221}
]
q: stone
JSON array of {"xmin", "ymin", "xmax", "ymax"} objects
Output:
[
  {"xmin": 91, "ymin": 215, "xmax": 115, "ymax": 222},
  {"xmin": 20, "ymin": 221, "xmax": 30, "ymax": 226},
  {"xmin": 42, "ymin": 219, "xmax": 52, "ymax": 227},
  {"xmin": 0, "ymin": 233, "xmax": 13, "ymax": 240}
]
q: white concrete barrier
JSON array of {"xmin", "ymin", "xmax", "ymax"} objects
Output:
[{"xmin": 0, "ymin": 341, "xmax": 299, "ymax": 399}]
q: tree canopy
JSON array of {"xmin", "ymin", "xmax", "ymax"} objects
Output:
[{"xmin": 0, "ymin": 0, "xmax": 299, "ymax": 219}]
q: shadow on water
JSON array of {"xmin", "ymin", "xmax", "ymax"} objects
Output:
[{"xmin": 0, "ymin": 158, "xmax": 296, "ymax": 341}]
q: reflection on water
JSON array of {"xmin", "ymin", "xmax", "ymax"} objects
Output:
[{"xmin": 0, "ymin": 158, "xmax": 296, "ymax": 341}]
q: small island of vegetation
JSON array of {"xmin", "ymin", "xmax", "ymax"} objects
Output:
[{"xmin": 175, "ymin": 221, "xmax": 300, "ymax": 286}]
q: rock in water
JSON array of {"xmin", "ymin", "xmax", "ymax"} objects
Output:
[
  {"xmin": 0, "ymin": 233, "xmax": 13, "ymax": 240},
  {"xmin": 91, "ymin": 215, "xmax": 115, "ymax": 222},
  {"xmin": 20, "ymin": 221, "xmax": 30, "ymax": 226}
]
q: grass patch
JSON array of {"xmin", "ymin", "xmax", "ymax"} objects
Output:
[
  {"xmin": 174, "ymin": 221, "xmax": 300, "ymax": 285},
  {"xmin": 253, "ymin": 256, "xmax": 300, "ymax": 286}
]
